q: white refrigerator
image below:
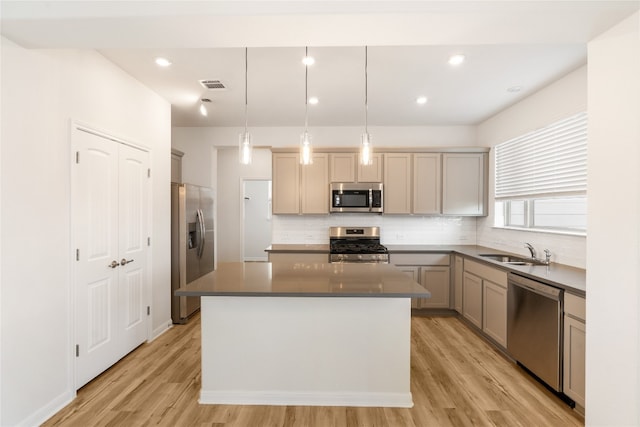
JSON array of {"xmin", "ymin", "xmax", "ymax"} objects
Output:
[{"xmin": 171, "ymin": 183, "xmax": 215, "ymax": 323}]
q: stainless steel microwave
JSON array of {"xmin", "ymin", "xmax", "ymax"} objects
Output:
[{"xmin": 330, "ymin": 183, "xmax": 383, "ymax": 213}]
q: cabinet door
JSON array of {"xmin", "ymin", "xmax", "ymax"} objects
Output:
[
  {"xmin": 272, "ymin": 153, "xmax": 300, "ymax": 214},
  {"xmin": 419, "ymin": 266, "xmax": 450, "ymax": 308},
  {"xmin": 413, "ymin": 153, "xmax": 441, "ymax": 214},
  {"xmin": 357, "ymin": 153, "xmax": 383, "ymax": 182},
  {"xmin": 454, "ymin": 255, "xmax": 463, "ymax": 314},
  {"xmin": 383, "ymin": 153, "xmax": 412, "ymax": 214},
  {"xmin": 482, "ymin": 280, "xmax": 507, "ymax": 348},
  {"xmin": 397, "ymin": 266, "xmax": 421, "ymax": 308},
  {"xmin": 442, "ymin": 153, "xmax": 486, "ymax": 216},
  {"xmin": 330, "ymin": 153, "xmax": 356, "ymax": 182},
  {"xmin": 301, "ymin": 153, "xmax": 329, "ymax": 214},
  {"xmin": 563, "ymin": 315, "xmax": 586, "ymax": 408},
  {"xmin": 463, "ymin": 272, "xmax": 483, "ymax": 328}
]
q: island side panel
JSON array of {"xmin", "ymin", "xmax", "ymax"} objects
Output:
[{"xmin": 200, "ymin": 296, "xmax": 413, "ymax": 407}]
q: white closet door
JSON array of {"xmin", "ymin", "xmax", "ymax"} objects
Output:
[
  {"xmin": 118, "ymin": 144, "xmax": 149, "ymax": 353},
  {"xmin": 74, "ymin": 128, "xmax": 149, "ymax": 388}
]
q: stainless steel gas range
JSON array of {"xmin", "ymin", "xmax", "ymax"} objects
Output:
[{"xmin": 329, "ymin": 226, "xmax": 389, "ymax": 263}]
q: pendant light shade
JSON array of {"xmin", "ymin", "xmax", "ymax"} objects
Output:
[
  {"xmin": 360, "ymin": 46, "xmax": 373, "ymax": 166},
  {"xmin": 300, "ymin": 46, "xmax": 313, "ymax": 165},
  {"xmin": 239, "ymin": 48, "xmax": 253, "ymax": 165}
]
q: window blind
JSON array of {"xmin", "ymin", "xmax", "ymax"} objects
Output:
[{"xmin": 495, "ymin": 112, "xmax": 587, "ymax": 199}]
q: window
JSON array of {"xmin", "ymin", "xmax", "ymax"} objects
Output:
[{"xmin": 494, "ymin": 112, "xmax": 587, "ymax": 234}]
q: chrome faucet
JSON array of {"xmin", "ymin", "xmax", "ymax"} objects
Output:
[{"xmin": 524, "ymin": 242, "xmax": 537, "ymax": 259}]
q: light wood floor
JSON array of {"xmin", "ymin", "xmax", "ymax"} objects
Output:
[{"xmin": 44, "ymin": 313, "xmax": 584, "ymax": 427}]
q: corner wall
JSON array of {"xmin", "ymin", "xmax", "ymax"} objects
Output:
[
  {"xmin": 0, "ymin": 38, "xmax": 172, "ymax": 426},
  {"xmin": 586, "ymin": 12, "xmax": 640, "ymax": 425},
  {"xmin": 475, "ymin": 65, "xmax": 587, "ymax": 268}
]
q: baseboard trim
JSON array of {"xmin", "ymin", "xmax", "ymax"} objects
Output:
[
  {"xmin": 150, "ymin": 319, "xmax": 172, "ymax": 342},
  {"xmin": 19, "ymin": 388, "xmax": 74, "ymax": 427},
  {"xmin": 199, "ymin": 390, "xmax": 413, "ymax": 408}
]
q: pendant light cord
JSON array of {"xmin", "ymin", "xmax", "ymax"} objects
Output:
[
  {"xmin": 364, "ymin": 46, "xmax": 368, "ymax": 134},
  {"xmin": 244, "ymin": 47, "xmax": 248, "ymax": 133},
  {"xmin": 304, "ymin": 46, "xmax": 309, "ymax": 131}
]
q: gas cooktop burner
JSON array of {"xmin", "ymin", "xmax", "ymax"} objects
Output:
[{"xmin": 329, "ymin": 226, "xmax": 389, "ymax": 263}]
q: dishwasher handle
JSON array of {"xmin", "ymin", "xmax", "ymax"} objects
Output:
[{"xmin": 508, "ymin": 273, "xmax": 562, "ymax": 300}]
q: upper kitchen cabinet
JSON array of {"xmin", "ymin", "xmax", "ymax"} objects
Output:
[
  {"xmin": 413, "ymin": 153, "xmax": 441, "ymax": 215},
  {"xmin": 329, "ymin": 152, "xmax": 383, "ymax": 183},
  {"xmin": 383, "ymin": 153, "xmax": 412, "ymax": 214},
  {"xmin": 357, "ymin": 153, "xmax": 383, "ymax": 182},
  {"xmin": 273, "ymin": 152, "xmax": 329, "ymax": 215},
  {"xmin": 330, "ymin": 153, "xmax": 357, "ymax": 182},
  {"xmin": 301, "ymin": 153, "xmax": 329, "ymax": 214},
  {"xmin": 442, "ymin": 153, "xmax": 488, "ymax": 216},
  {"xmin": 273, "ymin": 152, "xmax": 301, "ymax": 214}
]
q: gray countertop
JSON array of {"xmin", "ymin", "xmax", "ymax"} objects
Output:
[
  {"xmin": 175, "ymin": 261, "xmax": 431, "ymax": 298},
  {"xmin": 266, "ymin": 244, "xmax": 586, "ymax": 297}
]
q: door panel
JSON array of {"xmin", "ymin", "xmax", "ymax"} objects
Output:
[{"xmin": 74, "ymin": 128, "xmax": 149, "ymax": 389}]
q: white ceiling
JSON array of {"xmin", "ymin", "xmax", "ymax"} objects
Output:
[{"xmin": 2, "ymin": 1, "xmax": 638, "ymax": 127}]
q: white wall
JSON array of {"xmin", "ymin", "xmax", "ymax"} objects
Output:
[
  {"xmin": 475, "ymin": 66, "xmax": 588, "ymax": 268},
  {"xmin": 586, "ymin": 13, "xmax": 640, "ymax": 426},
  {"xmin": 0, "ymin": 38, "xmax": 172, "ymax": 426}
]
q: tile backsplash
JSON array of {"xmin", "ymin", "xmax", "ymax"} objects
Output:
[{"xmin": 272, "ymin": 215, "xmax": 477, "ymax": 245}]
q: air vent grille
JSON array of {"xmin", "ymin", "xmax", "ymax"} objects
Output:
[{"xmin": 199, "ymin": 79, "xmax": 226, "ymax": 90}]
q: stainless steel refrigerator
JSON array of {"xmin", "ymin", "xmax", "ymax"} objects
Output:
[{"xmin": 171, "ymin": 183, "xmax": 215, "ymax": 323}]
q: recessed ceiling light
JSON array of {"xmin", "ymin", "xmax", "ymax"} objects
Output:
[
  {"xmin": 416, "ymin": 96, "xmax": 428, "ymax": 105},
  {"xmin": 302, "ymin": 56, "xmax": 315, "ymax": 66},
  {"xmin": 448, "ymin": 54, "xmax": 465, "ymax": 66},
  {"xmin": 507, "ymin": 86, "xmax": 523, "ymax": 93},
  {"xmin": 155, "ymin": 57, "xmax": 172, "ymax": 67},
  {"xmin": 308, "ymin": 96, "xmax": 319, "ymax": 105}
]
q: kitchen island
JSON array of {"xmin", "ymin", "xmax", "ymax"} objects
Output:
[{"xmin": 175, "ymin": 261, "xmax": 430, "ymax": 408}]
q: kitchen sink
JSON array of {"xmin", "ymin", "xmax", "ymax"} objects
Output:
[{"xmin": 479, "ymin": 253, "xmax": 547, "ymax": 266}]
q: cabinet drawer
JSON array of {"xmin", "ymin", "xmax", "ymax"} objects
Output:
[
  {"xmin": 464, "ymin": 259, "xmax": 507, "ymax": 288},
  {"xmin": 391, "ymin": 253, "xmax": 450, "ymax": 266},
  {"xmin": 565, "ymin": 293, "xmax": 586, "ymax": 322}
]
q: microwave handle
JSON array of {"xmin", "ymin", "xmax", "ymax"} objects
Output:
[{"xmin": 369, "ymin": 189, "xmax": 373, "ymax": 212}]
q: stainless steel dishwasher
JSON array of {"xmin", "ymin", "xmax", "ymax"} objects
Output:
[{"xmin": 507, "ymin": 273, "xmax": 563, "ymax": 392}]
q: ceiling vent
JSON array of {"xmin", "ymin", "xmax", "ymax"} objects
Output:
[{"xmin": 199, "ymin": 79, "xmax": 227, "ymax": 90}]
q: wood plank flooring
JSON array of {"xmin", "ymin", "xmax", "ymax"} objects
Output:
[{"xmin": 44, "ymin": 313, "xmax": 584, "ymax": 426}]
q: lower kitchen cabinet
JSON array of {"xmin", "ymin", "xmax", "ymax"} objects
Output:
[
  {"xmin": 482, "ymin": 280, "xmax": 507, "ymax": 348},
  {"xmin": 462, "ymin": 259, "xmax": 508, "ymax": 348},
  {"xmin": 267, "ymin": 253, "xmax": 329, "ymax": 263},
  {"xmin": 563, "ymin": 293, "xmax": 586, "ymax": 409},
  {"xmin": 392, "ymin": 253, "xmax": 451, "ymax": 309},
  {"xmin": 462, "ymin": 272, "xmax": 483, "ymax": 328},
  {"xmin": 453, "ymin": 255, "xmax": 463, "ymax": 314}
]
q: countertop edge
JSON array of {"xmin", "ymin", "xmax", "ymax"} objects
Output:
[{"xmin": 175, "ymin": 291, "xmax": 431, "ymax": 298}]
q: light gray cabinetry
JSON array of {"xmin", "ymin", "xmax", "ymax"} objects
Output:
[
  {"xmin": 463, "ymin": 259, "xmax": 508, "ymax": 348},
  {"xmin": 463, "ymin": 271, "xmax": 483, "ymax": 328},
  {"xmin": 392, "ymin": 253, "xmax": 450, "ymax": 309},
  {"xmin": 563, "ymin": 293, "xmax": 586, "ymax": 409},
  {"xmin": 358, "ymin": 153, "xmax": 383, "ymax": 182},
  {"xmin": 453, "ymin": 255, "xmax": 464, "ymax": 313},
  {"xmin": 273, "ymin": 152, "xmax": 328, "ymax": 214},
  {"xmin": 329, "ymin": 153, "xmax": 356, "ymax": 182},
  {"xmin": 442, "ymin": 153, "xmax": 487, "ymax": 216},
  {"xmin": 413, "ymin": 153, "xmax": 441, "ymax": 214},
  {"xmin": 383, "ymin": 153, "xmax": 412, "ymax": 214}
]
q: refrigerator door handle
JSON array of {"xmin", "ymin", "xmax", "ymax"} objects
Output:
[{"xmin": 197, "ymin": 209, "xmax": 205, "ymax": 259}]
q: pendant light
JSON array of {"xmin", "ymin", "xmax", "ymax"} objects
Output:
[
  {"xmin": 239, "ymin": 47, "xmax": 253, "ymax": 165},
  {"xmin": 360, "ymin": 46, "xmax": 373, "ymax": 166},
  {"xmin": 300, "ymin": 46, "xmax": 313, "ymax": 165}
]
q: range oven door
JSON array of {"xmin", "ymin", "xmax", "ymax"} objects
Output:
[{"xmin": 330, "ymin": 183, "xmax": 383, "ymax": 213}]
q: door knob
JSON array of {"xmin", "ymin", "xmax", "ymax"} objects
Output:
[
  {"xmin": 108, "ymin": 260, "xmax": 119, "ymax": 269},
  {"xmin": 120, "ymin": 258, "xmax": 134, "ymax": 266}
]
